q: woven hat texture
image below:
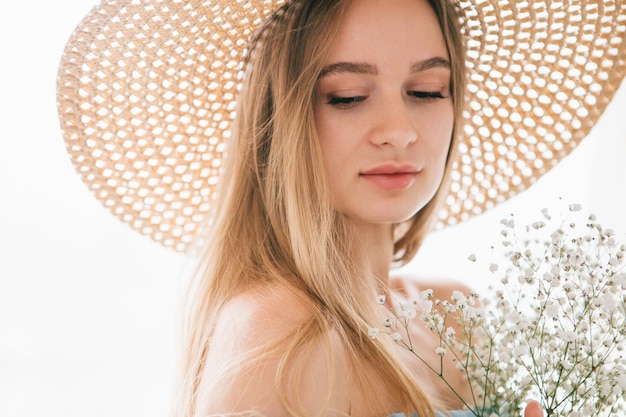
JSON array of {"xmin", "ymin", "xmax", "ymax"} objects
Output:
[{"xmin": 57, "ymin": 0, "xmax": 626, "ymax": 252}]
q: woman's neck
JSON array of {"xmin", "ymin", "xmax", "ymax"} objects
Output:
[{"xmin": 350, "ymin": 220, "xmax": 395, "ymax": 293}]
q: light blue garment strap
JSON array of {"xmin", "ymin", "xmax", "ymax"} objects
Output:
[{"xmin": 389, "ymin": 411, "xmax": 475, "ymax": 417}]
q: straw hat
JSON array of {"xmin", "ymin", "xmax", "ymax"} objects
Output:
[{"xmin": 57, "ymin": 0, "xmax": 626, "ymax": 252}]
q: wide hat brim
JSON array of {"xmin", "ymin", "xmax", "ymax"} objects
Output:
[{"xmin": 57, "ymin": 0, "xmax": 626, "ymax": 252}]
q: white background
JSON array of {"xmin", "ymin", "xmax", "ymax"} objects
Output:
[{"xmin": 1, "ymin": 1, "xmax": 625, "ymax": 416}]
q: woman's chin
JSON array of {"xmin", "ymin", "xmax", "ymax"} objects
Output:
[
  {"xmin": 345, "ymin": 207, "xmax": 424, "ymax": 226},
  {"xmin": 334, "ymin": 192, "xmax": 435, "ymax": 226}
]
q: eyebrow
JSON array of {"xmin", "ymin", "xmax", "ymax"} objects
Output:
[
  {"xmin": 410, "ymin": 57, "xmax": 451, "ymax": 73},
  {"xmin": 319, "ymin": 62, "xmax": 377, "ymax": 77},
  {"xmin": 319, "ymin": 57, "xmax": 451, "ymax": 78}
]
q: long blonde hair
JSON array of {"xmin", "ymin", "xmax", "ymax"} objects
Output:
[{"xmin": 173, "ymin": 1, "xmax": 466, "ymax": 416}]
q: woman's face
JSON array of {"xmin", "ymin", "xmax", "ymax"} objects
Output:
[{"xmin": 314, "ymin": 0, "xmax": 454, "ymax": 226}]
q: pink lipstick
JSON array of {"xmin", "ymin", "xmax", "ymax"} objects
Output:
[{"xmin": 360, "ymin": 164, "xmax": 419, "ymax": 191}]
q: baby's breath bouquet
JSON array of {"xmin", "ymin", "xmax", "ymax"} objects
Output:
[{"xmin": 371, "ymin": 205, "xmax": 626, "ymax": 416}]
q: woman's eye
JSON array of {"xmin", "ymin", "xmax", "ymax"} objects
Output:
[
  {"xmin": 326, "ymin": 95, "xmax": 367, "ymax": 108},
  {"xmin": 408, "ymin": 91, "xmax": 447, "ymax": 101}
]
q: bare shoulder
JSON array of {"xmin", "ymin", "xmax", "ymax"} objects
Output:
[
  {"xmin": 211, "ymin": 284, "xmax": 312, "ymax": 349},
  {"xmin": 195, "ymin": 284, "xmax": 350, "ymax": 417}
]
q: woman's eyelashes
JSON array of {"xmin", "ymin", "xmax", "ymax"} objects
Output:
[
  {"xmin": 408, "ymin": 90, "xmax": 447, "ymax": 101},
  {"xmin": 326, "ymin": 95, "xmax": 367, "ymax": 108},
  {"xmin": 325, "ymin": 90, "xmax": 448, "ymax": 109}
]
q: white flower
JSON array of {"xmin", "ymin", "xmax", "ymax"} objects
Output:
[
  {"xmin": 398, "ymin": 302, "xmax": 417, "ymax": 319},
  {"xmin": 545, "ymin": 301, "xmax": 559, "ymax": 318},
  {"xmin": 614, "ymin": 273, "xmax": 626, "ymax": 287},
  {"xmin": 489, "ymin": 263, "xmax": 499, "ymax": 272},
  {"xmin": 376, "ymin": 294, "xmax": 386, "ymax": 305},
  {"xmin": 451, "ymin": 291, "xmax": 468, "ymax": 309},
  {"xmin": 420, "ymin": 289, "xmax": 434, "ymax": 299},
  {"xmin": 569, "ymin": 203, "xmax": 582, "ymax": 211},
  {"xmin": 435, "ymin": 347, "xmax": 446, "ymax": 356},
  {"xmin": 402, "ymin": 308, "xmax": 417, "ymax": 320},
  {"xmin": 500, "ymin": 218, "xmax": 515, "ymax": 228},
  {"xmin": 468, "ymin": 253, "xmax": 477, "ymax": 262},
  {"xmin": 559, "ymin": 359, "xmax": 573, "ymax": 370},
  {"xmin": 513, "ymin": 345, "xmax": 526, "ymax": 357},
  {"xmin": 451, "ymin": 290, "xmax": 465, "ymax": 301},
  {"xmin": 559, "ymin": 330, "xmax": 576, "ymax": 343},
  {"xmin": 462, "ymin": 306, "xmax": 479, "ymax": 321},
  {"xmin": 599, "ymin": 292, "xmax": 618, "ymax": 313},
  {"xmin": 531, "ymin": 221, "xmax": 546, "ymax": 230},
  {"xmin": 414, "ymin": 298, "xmax": 433, "ymax": 314},
  {"xmin": 508, "ymin": 311, "xmax": 521, "ymax": 324},
  {"xmin": 368, "ymin": 327, "xmax": 380, "ymax": 339},
  {"xmin": 391, "ymin": 332, "xmax": 402, "ymax": 342},
  {"xmin": 445, "ymin": 326, "xmax": 456, "ymax": 339}
]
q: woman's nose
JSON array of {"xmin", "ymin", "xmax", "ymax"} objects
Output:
[{"xmin": 370, "ymin": 95, "xmax": 418, "ymax": 148}]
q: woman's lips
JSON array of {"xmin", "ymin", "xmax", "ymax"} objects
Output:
[{"xmin": 360, "ymin": 164, "xmax": 419, "ymax": 191}]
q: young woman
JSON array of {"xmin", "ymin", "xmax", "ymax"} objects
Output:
[
  {"xmin": 56, "ymin": 0, "xmax": 626, "ymax": 416},
  {"xmin": 173, "ymin": 1, "xmax": 543, "ymax": 416},
  {"xmin": 183, "ymin": 1, "xmax": 468, "ymax": 415}
]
